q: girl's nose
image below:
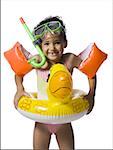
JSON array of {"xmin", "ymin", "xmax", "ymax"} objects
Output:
[{"xmin": 49, "ymin": 43, "xmax": 55, "ymax": 50}]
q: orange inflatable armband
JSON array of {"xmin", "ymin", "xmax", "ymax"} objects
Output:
[
  {"xmin": 78, "ymin": 43, "xmax": 108, "ymax": 78},
  {"xmin": 4, "ymin": 42, "xmax": 32, "ymax": 76}
]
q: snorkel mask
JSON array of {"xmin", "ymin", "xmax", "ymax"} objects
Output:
[{"xmin": 33, "ymin": 21, "xmax": 65, "ymax": 42}]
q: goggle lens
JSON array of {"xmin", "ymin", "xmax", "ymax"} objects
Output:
[
  {"xmin": 47, "ymin": 22, "xmax": 59, "ymax": 30},
  {"xmin": 35, "ymin": 26, "xmax": 45, "ymax": 35}
]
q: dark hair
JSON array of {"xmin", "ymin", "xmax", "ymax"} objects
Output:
[{"xmin": 33, "ymin": 16, "xmax": 67, "ymax": 46}]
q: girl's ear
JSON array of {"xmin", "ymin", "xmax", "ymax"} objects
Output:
[{"xmin": 63, "ymin": 40, "xmax": 67, "ymax": 48}]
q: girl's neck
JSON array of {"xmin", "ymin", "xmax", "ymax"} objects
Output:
[{"xmin": 47, "ymin": 57, "xmax": 63, "ymax": 67}]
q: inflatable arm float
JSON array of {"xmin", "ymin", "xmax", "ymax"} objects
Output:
[{"xmin": 78, "ymin": 43, "xmax": 107, "ymax": 78}]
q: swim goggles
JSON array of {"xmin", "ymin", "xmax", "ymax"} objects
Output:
[{"xmin": 33, "ymin": 21, "xmax": 65, "ymax": 39}]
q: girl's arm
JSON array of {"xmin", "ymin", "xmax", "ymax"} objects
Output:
[
  {"xmin": 88, "ymin": 75, "xmax": 97, "ymax": 97},
  {"xmin": 15, "ymin": 75, "xmax": 24, "ymax": 92},
  {"xmin": 13, "ymin": 54, "xmax": 48, "ymax": 109},
  {"xmin": 14, "ymin": 75, "xmax": 30, "ymax": 109},
  {"xmin": 72, "ymin": 53, "xmax": 97, "ymax": 114},
  {"xmin": 14, "ymin": 75, "xmax": 24, "ymax": 109},
  {"xmin": 84, "ymin": 75, "xmax": 97, "ymax": 114},
  {"xmin": 66, "ymin": 53, "xmax": 97, "ymax": 114}
]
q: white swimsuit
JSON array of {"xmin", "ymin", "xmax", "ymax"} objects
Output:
[{"xmin": 36, "ymin": 69, "xmax": 50, "ymax": 100}]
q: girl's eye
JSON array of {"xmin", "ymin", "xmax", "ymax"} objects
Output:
[
  {"xmin": 55, "ymin": 41, "xmax": 61, "ymax": 44},
  {"xmin": 44, "ymin": 42, "xmax": 49, "ymax": 45}
]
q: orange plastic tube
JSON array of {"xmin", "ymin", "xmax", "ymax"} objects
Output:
[
  {"xmin": 78, "ymin": 43, "xmax": 108, "ymax": 78},
  {"xmin": 4, "ymin": 42, "xmax": 32, "ymax": 76}
]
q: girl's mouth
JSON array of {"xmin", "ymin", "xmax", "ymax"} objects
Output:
[{"xmin": 48, "ymin": 52, "xmax": 59, "ymax": 56}]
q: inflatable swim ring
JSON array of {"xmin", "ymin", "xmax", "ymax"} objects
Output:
[{"xmin": 17, "ymin": 64, "xmax": 89, "ymax": 124}]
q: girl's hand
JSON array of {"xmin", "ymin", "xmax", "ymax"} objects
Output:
[
  {"xmin": 83, "ymin": 94, "xmax": 95, "ymax": 114},
  {"xmin": 28, "ymin": 54, "xmax": 49, "ymax": 69},
  {"xmin": 14, "ymin": 90, "xmax": 30, "ymax": 109}
]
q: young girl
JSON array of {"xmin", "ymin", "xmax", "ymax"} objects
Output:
[{"xmin": 14, "ymin": 16, "xmax": 96, "ymax": 150}]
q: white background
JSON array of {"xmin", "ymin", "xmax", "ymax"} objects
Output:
[{"xmin": 1, "ymin": 0, "xmax": 112, "ymax": 149}]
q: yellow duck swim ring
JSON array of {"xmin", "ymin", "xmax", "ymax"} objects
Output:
[{"xmin": 17, "ymin": 64, "xmax": 89, "ymax": 124}]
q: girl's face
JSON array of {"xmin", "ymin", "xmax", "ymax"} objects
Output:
[{"xmin": 41, "ymin": 32, "xmax": 66, "ymax": 63}]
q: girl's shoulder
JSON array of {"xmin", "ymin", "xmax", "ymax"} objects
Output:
[
  {"xmin": 62, "ymin": 52, "xmax": 78, "ymax": 58},
  {"xmin": 62, "ymin": 52, "xmax": 78, "ymax": 63},
  {"xmin": 62, "ymin": 52, "xmax": 82, "ymax": 70}
]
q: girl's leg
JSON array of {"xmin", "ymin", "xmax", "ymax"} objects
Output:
[
  {"xmin": 33, "ymin": 122, "xmax": 51, "ymax": 150},
  {"xmin": 55, "ymin": 123, "xmax": 75, "ymax": 150}
]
